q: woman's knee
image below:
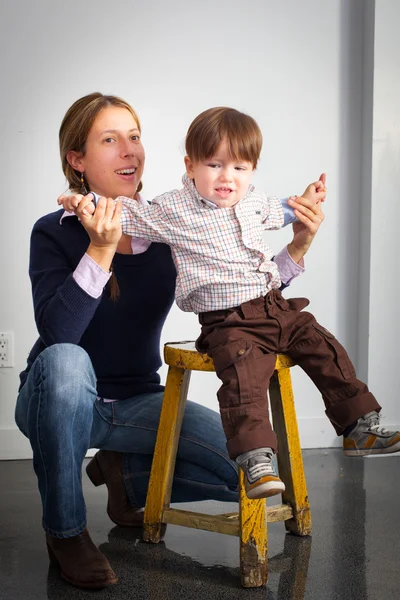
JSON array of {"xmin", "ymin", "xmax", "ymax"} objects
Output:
[
  {"xmin": 16, "ymin": 344, "xmax": 97, "ymax": 439},
  {"xmin": 39, "ymin": 343, "xmax": 94, "ymax": 381},
  {"xmin": 33, "ymin": 344, "xmax": 96, "ymax": 410}
]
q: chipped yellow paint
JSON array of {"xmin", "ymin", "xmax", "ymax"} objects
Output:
[
  {"xmin": 163, "ymin": 507, "xmax": 240, "ymax": 536},
  {"xmin": 269, "ymin": 368, "xmax": 312, "ymax": 536},
  {"xmin": 164, "ymin": 342, "xmax": 215, "ymax": 371},
  {"xmin": 143, "ymin": 365, "xmax": 190, "ymax": 543},
  {"xmin": 239, "ymin": 471, "xmax": 267, "ymax": 545},
  {"xmin": 143, "ymin": 342, "xmax": 310, "ymax": 587},
  {"xmin": 164, "ymin": 341, "xmax": 295, "ymax": 372},
  {"xmin": 266, "ymin": 504, "xmax": 293, "ymax": 522},
  {"xmin": 217, "ymin": 505, "xmax": 293, "ymax": 523},
  {"xmin": 239, "ymin": 469, "xmax": 268, "ymax": 587}
]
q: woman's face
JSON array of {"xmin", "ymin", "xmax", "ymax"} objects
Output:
[{"xmin": 73, "ymin": 106, "xmax": 145, "ymax": 199}]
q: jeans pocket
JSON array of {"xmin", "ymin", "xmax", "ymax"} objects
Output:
[
  {"xmin": 312, "ymin": 324, "xmax": 356, "ymax": 380},
  {"xmin": 211, "ymin": 338, "xmax": 262, "ymax": 406}
]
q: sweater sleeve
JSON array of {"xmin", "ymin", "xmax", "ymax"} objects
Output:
[{"xmin": 29, "ymin": 220, "xmax": 104, "ymax": 346}]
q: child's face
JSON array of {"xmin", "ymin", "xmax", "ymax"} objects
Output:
[{"xmin": 185, "ymin": 139, "xmax": 254, "ymax": 208}]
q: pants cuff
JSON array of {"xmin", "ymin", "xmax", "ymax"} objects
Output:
[
  {"xmin": 326, "ymin": 392, "xmax": 381, "ymax": 435},
  {"xmin": 226, "ymin": 429, "xmax": 277, "ymax": 460}
]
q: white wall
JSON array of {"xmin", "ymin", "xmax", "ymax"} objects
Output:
[
  {"xmin": 0, "ymin": 0, "xmax": 397, "ymax": 459},
  {"xmin": 366, "ymin": 0, "xmax": 400, "ymax": 429}
]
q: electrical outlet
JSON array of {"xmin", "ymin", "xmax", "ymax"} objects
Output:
[{"xmin": 0, "ymin": 332, "xmax": 14, "ymax": 368}]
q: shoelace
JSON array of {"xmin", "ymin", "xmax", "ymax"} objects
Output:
[
  {"xmin": 364, "ymin": 413, "xmax": 390, "ymax": 435},
  {"xmin": 246, "ymin": 453, "xmax": 274, "ymax": 480}
]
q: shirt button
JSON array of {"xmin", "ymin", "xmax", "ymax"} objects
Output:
[{"xmin": 238, "ymin": 349, "xmax": 246, "ymax": 356}]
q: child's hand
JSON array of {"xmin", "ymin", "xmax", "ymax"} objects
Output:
[
  {"xmin": 301, "ymin": 173, "xmax": 327, "ymax": 205},
  {"xmin": 57, "ymin": 192, "xmax": 96, "ymax": 216},
  {"xmin": 287, "ymin": 175, "xmax": 326, "ymax": 262}
]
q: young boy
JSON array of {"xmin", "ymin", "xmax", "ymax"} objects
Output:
[{"xmin": 61, "ymin": 107, "xmax": 400, "ymax": 499}]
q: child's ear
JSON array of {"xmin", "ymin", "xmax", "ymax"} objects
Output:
[{"xmin": 184, "ymin": 156, "xmax": 195, "ymax": 179}]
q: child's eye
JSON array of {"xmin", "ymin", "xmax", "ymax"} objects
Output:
[
  {"xmin": 208, "ymin": 163, "xmax": 220, "ymax": 169},
  {"xmin": 235, "ymin": 166, "xmax": 247, "ymax": 171}
]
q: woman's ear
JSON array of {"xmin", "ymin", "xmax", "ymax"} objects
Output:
[
  {"xmin": 184, "ymin": 155, "xmax": 195, "ymax": 179},
  {"xmin": 66, "ymin": 150, "xmax": 84, "ymax": 171}
]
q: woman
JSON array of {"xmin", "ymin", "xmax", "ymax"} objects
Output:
[{"xmin": 15, "ymin": 92, "xmax": 325, "ymax": 590}]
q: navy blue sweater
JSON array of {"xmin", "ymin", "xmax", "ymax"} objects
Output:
[{"xmin": 19, "ymin": 210, "xmax": 176, "ymax": 398}]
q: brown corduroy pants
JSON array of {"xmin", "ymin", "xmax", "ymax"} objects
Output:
[{"xmin": 196, "ymin": 290, "xmax": 380, "ymax": 459}]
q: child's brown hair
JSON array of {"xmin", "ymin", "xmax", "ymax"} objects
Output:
[{"xmin": 185, "ymin": 107, "xmax": 263, "ymax": 169}]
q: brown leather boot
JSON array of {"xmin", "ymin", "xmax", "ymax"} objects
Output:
[
  {"xmin": 86, "ymin": 450, "xmax": 145, "ymax": 527},
  {"xmin": 46, "ymin": 528, "xmax": 118, "ymax": 589}
]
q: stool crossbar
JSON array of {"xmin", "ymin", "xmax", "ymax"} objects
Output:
[{"xmin": 143, "ymin": 342, "xmax": 311, "ymax": 588}]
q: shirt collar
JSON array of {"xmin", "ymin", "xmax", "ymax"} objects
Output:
[{"xmin": 181, "ymin": 172, "xmax": 254, "ymax": 209}]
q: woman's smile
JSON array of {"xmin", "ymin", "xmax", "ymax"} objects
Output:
[{"xmin": 78, "ymin": 106, "xmax": 145, "ymax": 199}]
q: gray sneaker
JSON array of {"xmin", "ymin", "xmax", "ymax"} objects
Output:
[
  {"xmin": 343, "ymin": 411, "xmax": 400, "ymax": 456},
  {"xmin": 236, "ymin": 447, "xmax": 285, "ymax": 499}
]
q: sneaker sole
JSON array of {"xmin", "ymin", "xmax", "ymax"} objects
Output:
[
  {"xmin": 246, "ymin": 481, "xmax": 285, "ymax": 500},
  {"xmin": 344, "ymin": 442, "xmax": 400, "ymax": 457}
]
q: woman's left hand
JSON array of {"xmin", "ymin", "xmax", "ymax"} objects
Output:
[{"xmin": 286, "ymin": 193, "xmax": 325, "ymax": 263}]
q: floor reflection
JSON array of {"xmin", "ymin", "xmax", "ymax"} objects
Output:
[
  {"xmin": 270, "ymin": 534, "xmax": 312, "ymax": 600},
  {"xmin": 46, "ymin": 526, "xmax": 312, "ymax": 599},
  {"xmin": 4, "ymin": 451, "xmax": 399, "ymax": 600},
  {"xmin": 332, "ymin": 454, "xmax": 367, "ymax": 599}
]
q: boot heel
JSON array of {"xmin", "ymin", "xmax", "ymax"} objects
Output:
[
  {"xmin": 46, "ymin": 542, "xmax": 59, "ymax": 566},
  {"xmin": 86, "ymin": 454, "xmax": 105, "ymax": 487}
]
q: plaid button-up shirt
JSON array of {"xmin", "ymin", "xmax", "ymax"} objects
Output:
[{"xmin": 120, "ymin": 175, "xmax": 288, "ymax": 313}]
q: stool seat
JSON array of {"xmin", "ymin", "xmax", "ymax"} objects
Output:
[
  {"xmin": 143, "ymin": 341, "xmax": 311, "ymax": 589},
  {"xmin": 164, "ymin": 341, "xmax": 296, "ymax": 371}
]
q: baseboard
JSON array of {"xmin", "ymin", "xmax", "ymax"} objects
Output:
[
  {"xmin": 1, "ymin": 420, "xmax": 342, "ymax": 460},
  {"xmin": 297, "ymin": 417, "xmax": 342, "ymax": 449},
  {"xmin": 1, "ymin": 429, "xmax": 33, "ymax": 459}
]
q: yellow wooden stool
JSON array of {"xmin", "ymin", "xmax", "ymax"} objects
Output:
[{"xmin": 143, "ymin": 342, "xmax": 311, "ymax": 588}]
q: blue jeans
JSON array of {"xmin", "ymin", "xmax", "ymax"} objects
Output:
[{"xmin": 15, "ymin": 344, "xmax": 238, "ymax": 538}]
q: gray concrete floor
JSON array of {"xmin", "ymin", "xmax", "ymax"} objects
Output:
[{"xmin": 1, "ymin": 450, "xmax": 399, "ymax": 599}]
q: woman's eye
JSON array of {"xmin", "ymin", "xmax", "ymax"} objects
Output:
[
  {"xmin": 104, "ymin": 137, "xmax": 115, "ymax": 143},
  {"xmin": 131, "ymin": 135, "xmax": 140, "ymax": 141}
]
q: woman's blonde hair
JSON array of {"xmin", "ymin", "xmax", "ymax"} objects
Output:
[
  {"xmin": 60, "ymin": 93, "xmax": 142, "ymax": 300},
  {"xmin": 185, "ymin": 107, "xmax": 262, "ymax": 169},
  {"xmin": 59, "ymin": 92, "xmax": 142, "ymax": 194}
]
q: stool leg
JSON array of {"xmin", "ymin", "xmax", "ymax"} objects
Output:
[
  {"xmin": 239, "ymin": 469, "xmax": 268, "ymax": 588},
  {"xmin": 269, "ymin": 368, "xmax": 312, "ymax": 536},
  {"xmin": 143, "ymin": 366, "xmax": 191, "ymax": 543}
]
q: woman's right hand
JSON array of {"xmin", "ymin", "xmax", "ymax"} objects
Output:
[{"xmin": 58, "ymin": 193, "xmax": 122, "ymax": 270}]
